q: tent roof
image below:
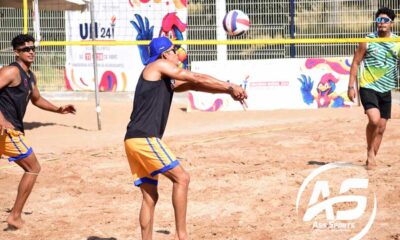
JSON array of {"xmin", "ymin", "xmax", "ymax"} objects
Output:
[{"xmin": 0, "ymin": 0, "xmax": 88, "ymax": 11}]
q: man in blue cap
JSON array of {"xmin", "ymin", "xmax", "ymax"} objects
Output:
[{"xmin": 124, "ymin": 36, "xmax": 247, "ymax": 240}]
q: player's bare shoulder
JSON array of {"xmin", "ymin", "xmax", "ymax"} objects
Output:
[
  {"xmin": 143, "ymin": 60, "xmax": 165, "ymax": 81},
  {"xmin": 154, "ymin": 58, "xmax": 174, "ymax": 69},
  {"xmin": 0, "ymin": 65, "xmax": 19, "ymax": 75},
  {"xmin": 0, "ymin": 65, "xmax": 21, "ymax": 87},
  {"xmin": 144, "ymin": 59, "xmax": 174, "ymax": 80}
]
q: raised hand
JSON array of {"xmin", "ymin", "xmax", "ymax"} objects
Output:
[
  {"xmin": 229, "ymin": 84, "xmax": 248, "ymax": 110},
  {"xmin": 130, "ymin": 14, "xmax": 154, "ymax": 65},
  {"xmin": 297, "ymin": 74, "xmax": 314, "ymax": 105},
  {"xmin": 229, "ymin": 84, "xmax": 248, "ymax": 101},
  {"xmin": 57, "ymin": 104, "xmax": 76, "ymax": 114}
]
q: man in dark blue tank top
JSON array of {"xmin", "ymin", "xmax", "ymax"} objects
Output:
[
  {"xmin": 124, "ymin": 36, "xmax": 247, "ymax": 240},
  {"xmin": 0, "ymin": 34, "xmax": 76, "ymax": 230}
]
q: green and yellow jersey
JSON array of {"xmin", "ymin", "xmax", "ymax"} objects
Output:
[{"xmin": 359, "ymin": 32, "xmax": 400, "ymax": 93}]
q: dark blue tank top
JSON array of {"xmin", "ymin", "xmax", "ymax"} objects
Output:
[
  {"xmin": 125, "ymin": 71, "xmax": 174, "ymax": 139},
  {"xmin": 0, "ymin": 62, "xmax": 35, "ymax": 133}
]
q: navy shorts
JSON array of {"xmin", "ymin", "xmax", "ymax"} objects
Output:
[{"xmin": 359, "ymin": 87, "xmax": 391, "ymax": 119}]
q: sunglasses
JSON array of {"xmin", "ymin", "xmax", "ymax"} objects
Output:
[
  {"xmin": 17, "ymin": 46, "xmax": 36, "ymax": 52},
  {"xmin": 164, "ymin": 46, "xmax": 180, "ymax": 54},
  {"xmin": 376, "ymin": 17, "xmax": 392, "ymax": 23}
]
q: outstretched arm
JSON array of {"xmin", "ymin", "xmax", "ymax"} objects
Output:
[
  {"xmin": 156, "ymin": 60, "xmax": 247, "ymax": 101},
  {"xmin": 348, "ymin": 42, "xmax": 366, "ymax": 102},
  {"xmin": 30, "ymin": 79, "xmax": 76, "ymax": 114},
  {"xmin": 173, "ymin": 76, "xmax": 239, "ymax": 93}
]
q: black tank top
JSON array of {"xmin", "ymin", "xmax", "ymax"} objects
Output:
[
  {"xmin": 0, "ymin": 62, "xmax": 35, "ymax": 133},
  {"xmin": 125, "ymin": 71, "xmax": 174, "ymax": 139}
]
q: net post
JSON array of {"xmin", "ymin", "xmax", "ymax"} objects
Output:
[{"xmin": 89, "ymin": 0, "xmax": 101, "ymax": 130}]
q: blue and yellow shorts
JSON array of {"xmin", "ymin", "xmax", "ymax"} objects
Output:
[
  {"xmin": 124, "ymin": 137, "xmax": 179, "ymax": 187},
  {"xmin": 0, "ymin": 128, "xmax": 33, "ymax": 161}
]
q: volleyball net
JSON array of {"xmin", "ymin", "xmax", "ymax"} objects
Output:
[{"xmin": 0, "ymin": 0, "xmax": 399, "ymax": 95}]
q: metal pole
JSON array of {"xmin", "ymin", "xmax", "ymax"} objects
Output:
[
  {"xmin": 289, "ymin": 0, "xmax": 296, "ymax": 58},
  {"xmin": 216, "ymin": 0, "xmax": 227, "ymax": 62},
  {"xmin": 90, "ymin": 0, "xmax": 101, "ymax": 130},
  {"xmin": 33, "ymin": 0, "xmax": 41, "ymax": 43},
  {"xmin": 23, "ymin": 0, "xmax": 28, "ymax": 33}
]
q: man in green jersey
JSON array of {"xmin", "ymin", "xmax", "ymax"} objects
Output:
[{"xmin": 348, "ymin": 7, "xmax": 399, "ymax": 169}]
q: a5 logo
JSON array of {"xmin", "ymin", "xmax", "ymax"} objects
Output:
[{"xmin": 296, "ymin": 162, "xmax": 377, "ymax": 240}]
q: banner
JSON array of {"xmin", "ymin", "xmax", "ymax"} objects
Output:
[
  {"xmin": 189, "ymin": 57, "xmax": 353, "ymax": 111},
  {"xmin": 64, "ymin": 0, "xmax": 188, "ymax": 92}
]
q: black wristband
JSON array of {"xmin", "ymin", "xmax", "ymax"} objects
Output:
[{"xmin": 227, "ymin": 85, "xmax": 234, "ymax": 93}]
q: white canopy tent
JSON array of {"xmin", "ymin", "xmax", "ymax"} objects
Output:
[
  {"xmin": 0, "ymin": 0, "xmax": 102, "ymax": 130},
  {"xmin": 0, "ymin": 0, "xmax": 87, "ymax": 11},
  {"xmin": 0, "ymin": 0, "xmax": 88, "ymax": 38}
]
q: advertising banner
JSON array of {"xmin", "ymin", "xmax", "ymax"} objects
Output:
[
  {"xmin": 64, "ymin": 0, "xmax": 188, "ymax": 92},
  {"xmin": 189, "ymin": 57, "xmax": 353, "ymax": 111}
]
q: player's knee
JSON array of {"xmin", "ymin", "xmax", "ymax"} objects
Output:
[
  {"xmin": 143, "ymin": 192, "xmax": 158, "ymax": 206},
  {"xmin": 141, "ymin": 185, "xmax": 159, "ymax": 205},
  {"xmin": 177, "ymin": 171, "xmax": 190, "ymax": 186},
  {"xmin": 150, "ymin": 191, "xmax": 159, "ymax": 204},
  {"xmin": 27, "ymin": 162, "xmax": 41, "ymax": 175},
  {"xmin": 377, "ymin": 125, "xmax": 386, "ymax": 135},
  {"xmin": 368, "ymin": 119, "xmax": 379, "ymax": 128},
  {"xmin": 34, "ymin": 162, "xmax": 41, "ymax": 173}
]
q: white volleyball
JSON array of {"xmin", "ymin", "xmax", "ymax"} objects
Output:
[{"xmin": 223, "ymin": 10, "xmax": 250, "ymax": 36}]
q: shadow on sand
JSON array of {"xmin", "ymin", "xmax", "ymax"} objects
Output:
[
  {"xmin": 24, "ymin": 121, "xmax": 89, "ymax": 131},
  {"xmin": 307, "ymin": 161, "xmax": 327, "ymax": 166},
  {"xmin": 87, "ymin": 237, "xmax": 117, "ymax": 240}
]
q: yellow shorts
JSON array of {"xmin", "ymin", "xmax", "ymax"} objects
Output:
[
  {"xmin": 0, "ymin": 128, "xmax": 33, "ymax": 162},
  {"xmin": 124, "ymin": 137, "xmax": 179, "ymax": 187}
]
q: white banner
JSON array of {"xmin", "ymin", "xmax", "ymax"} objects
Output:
[
  {"xmin": 64, "ymin": 0, "xmax": 188, "ymax": 91},
  {"xmin": 189, "ymin": 57, "xmax": 354, "ymax": 111}
]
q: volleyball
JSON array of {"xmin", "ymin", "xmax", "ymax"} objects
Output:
[{"xmin": 223, "ymin": 10, "xmax": 250, "ymax": 36}]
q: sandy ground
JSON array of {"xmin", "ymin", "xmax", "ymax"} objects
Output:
[{"xmin": 0, "ymin": 94, "xmax": 399, "ymax": 240}]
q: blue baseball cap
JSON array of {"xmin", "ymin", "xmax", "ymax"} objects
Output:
[{"xmin": 145, "ymin": 36, "xmax": 173, "ymax": 65}]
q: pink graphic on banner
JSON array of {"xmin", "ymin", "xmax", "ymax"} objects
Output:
[
  {"xmin": 128, "ymin": 0, "xmax": 186, "ymax": 9},
  {"xmin": 64, "ymin": 68, "xmax": 127, "ymax": 92},
  {"xmin": 188, "ymin": 92, "xmax": 223, "ymax": 112},
  {"xmin": 99, "ymin": 71, "xmax": 118, "ymax": 91},
  {"xmin": 64, "ymin": 69, "xmax": 73, "ymax": 91},
  {"xmin": 305, "ymin": 58, "xmax": 350, "ymax": 75}
]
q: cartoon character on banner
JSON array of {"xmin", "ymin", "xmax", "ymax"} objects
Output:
[
  {"xmin": 298, "ymin": 73, "xmax": 350, "ymax": 108},
  {"xmin": 131, "ymin": 13, "xmax": 188, "ymax": 68},
  {"xmin": 129, "ymin": 0, "xmax": 187, "ymax": 10}
]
